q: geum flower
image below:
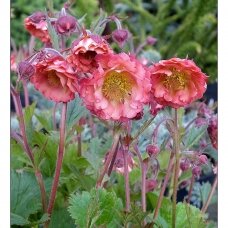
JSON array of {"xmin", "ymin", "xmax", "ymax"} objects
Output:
[
  {"xmin": 150, "ymin": 58, "xmax": 208, "ymax": 108},
  {"xmin": 30, "ymin": 49, "xmax": 78, "ymax": 102},
  {"xmin": 24, "ymin": 11, "xmax": 50, "ymax": 43},
  {"xmin": 67, "ymin": 32, "xmax": 112, "ymax": 73},
  {"xmin": 79, "ymin": 53, "xmax": 151, "ymax": 120}
]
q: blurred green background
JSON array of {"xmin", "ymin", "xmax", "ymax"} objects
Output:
[{"xmin": 11, "ymin": 0, "xmax": 217, "ymax": 83}]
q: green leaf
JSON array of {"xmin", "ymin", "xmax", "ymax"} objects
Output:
[
  {"xmin": 184, "ymin": 125, "xmax": 207, "ymax": 150},
  {"xmin": 46, "ymin": 13, "xmax": 59, "ymax": 50},
  {"xmin": 23, "ymin": 102, "xmax": 36, "ymax": 125},
  {"xmin": 10, "ymin": 170, "xmax": 42, "ymax": 220},
  {"xmin": 49, "ymin": 208, "xmax": 75, "ymax": 228},
  {"xmin": 68, "ymin": 188, "xmax": 123, "ymax": 227},
  {"xmin": 66, "ymin": 97, "xmax": 88, "ymax": 129},
  {"xmin": 10, "ymin": 213, "xmax": 30, "ymax": 226}
]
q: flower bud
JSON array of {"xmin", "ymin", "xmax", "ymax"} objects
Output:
[
  {"xmin": 146, "ymin": 179, "xmax": 157, "ymax": 192},
  {"xmin": 112, "ymin": 29, "xmax": 129, "ymax": 48},
  {"xmin": 192, "ymin": 166, "xmax": 201, "ymax": 178},
  {"xmin": 146, "ymin": 36, "xmax": 157, "ymax": 45},
  {"xmin": 55, "ymin": 15, "xmax": 77, "ymax": 35},
  {"xmin": 132, "ymin": 111, "xmax": 143, "ymax": 120},
  {"xmin": 180, "ymin": 159, "xmax": 190, "ymax": 171},
  {"xmin": 146, "ymin": 144, "xmax": 160, "ymax": 157},
  {"xmin": 18, "ymin": 61, "xmax": 35, "ymax": 81},
  {"xmin": 207, "ymin": 115, "xmax": 218, "ymax": 150},
  {"xmin": 150, "ymin": 100, "xmax": 163, "ymax": 116},
  {"xmin": 29, "ymin": 11, "xmax": 46, "ymax": 23},
  {"xmin": 195, "ymin": 118, "xmax": 208, "ymax": 128},
  {"xmin": 198, "ymin": 103, "xmax": 213, "ymax": 119},
  {"xmin": 198, "ymin": 154, "xmax": 208, "ymax": 165}
]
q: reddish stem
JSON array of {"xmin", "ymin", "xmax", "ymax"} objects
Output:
[
  {"xmin": 122, "ymin": 148, "xmax": 130, "ymax": 212},
  {"xmin": 201, "ymin": 174, "xmax": 218, "ymax": 213},
  {"xmin": 77, "ymin": 132, "xmax": 82, "ymax": 156},
  {"xmin": 52, "ymin": 103, "xmax": 58, "ymax": 130},
  {"xmin": 187, "ymin": 175, "xmax": 195, "ymax": 203},
  {"xmin": 96, "ymin": 133, "xmax": 120, "ymax": 188},
  {"xmin": 153, "ymin": 153, "xmax": 175, "ymax": 221},
  {"xmin": 22, "ymin": 81, "xmax": 29, "ymax": 107},
  {"xmin": 47, "ymin": 102, "xmax": 67, "ymax": 217}
]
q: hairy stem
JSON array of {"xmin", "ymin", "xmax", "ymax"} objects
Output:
[
  {"xmin": 47, "ymin": 102, "xmax": 67, "ymax": 219},
  {"xmin": 96, "ymin": 132, "xmax": 120, "ymax": 188},
  {"xmin": 22, "ymin": 81, "xmax": 29, "ymax": 107},
  {"xmin": 187, "ymin": 175, "xmax": 195, "ymax": 203},
  {"xmin": 52, "ymin": 103, "xmax": 58, "ymax": 130},
  {"xmin": 123, "ymin": 148, "xmax": 130, "ymax": 212},
  {"xmin": 172, "ymin": 109, "xmax": 180, "ymax": 228},
  {"xmin": 201, "ymin": 174, "xmax": 218, "ymax": 213},
  {"xmin": 11, "ymin": 86, "xmax": 47, "ymax": 215},
  {"xmin": 153, "ymin": 153, "xmax": 175, "ymax": 221}
]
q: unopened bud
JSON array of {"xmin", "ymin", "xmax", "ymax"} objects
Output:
[
  {"xmin": 146, "ymin": 36, "xmax": 157, "ymax": 45},
  {"xmin": 146, "ymin": 179, "xmax": 157, "ymax": 192},
  {"xmin": 55, "ymin": 15, "xmax": 77, "ymax": 35},
  {"xmin": 29, "ymin": 11, "xmax": 46, "ymax": 23},
  {"xmin": 195, "ymin": 118, "xmax": 208, "ymax": 128},
  {"xmin": 112, "ymin": 29, "xmax": 129, "ymax": 48},
  {"xmin": 198, "ymin": 154, "xmax": 208, "ymax": 165},
  {"xmin": 192, "ymin": 166, "xmax": 201, "ymax": 178},
  {"xmin": 180, "ymin": 159, "xmax": 190, "ymax": 171},
  {"xmin": 18, "ymin": 61, "xmax": 35, "ymax": 81},
  {"xmin": 146, "ymin": 144, "xmax": 160, "ymax": 157}
]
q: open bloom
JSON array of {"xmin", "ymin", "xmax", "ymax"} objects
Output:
[
  {"xmin": 79, "ymin": 53, "xmax": 152, "ymax": 120},
  {"xmin": 30, "ymin": 49, "xmax": 78, "ymax": 102},
  {"xmin": 67, "ymin": 32, "xmax": 112, "ymax": 73},
  {"xmin": 150, "ymin": 58, "xmax": 207, "ymax": 108},
  {"xmin": 24, "ymin": 12, "xmax": 50, "ymax": 43}
]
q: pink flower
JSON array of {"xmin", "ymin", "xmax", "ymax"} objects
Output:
[
  {"xmin": 79, "ymin": 53, "xmax": 152, "ymax": 120},
  {"xmin": 24, "ymin": 12, "xmax": 50, "ymax": 43},
  {"xmin": 67, "ymin": 32, "xmax": 112, "ymax": 73},
  {"xmin": 149, "ymin": 58, "xmax": 208, "ymax": 108},
  {"xmin": 55, "ymin": 15, "xmax": 77, "ymax": 35},
  {"xmin": 30, "ymin": 49, "xmax": 78, "ymax": 102}
]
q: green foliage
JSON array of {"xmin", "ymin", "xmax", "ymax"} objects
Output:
[
  {"xmin": 10, "ymin": 170, "xmax": 49, "ymax": 226},
  {"xmin": 148, "ymin": 192, "xmax": 206, "ymax": 227},
  {"xmin": 68, "ymin": 188, "xmax": 123, "ymax": 227}
]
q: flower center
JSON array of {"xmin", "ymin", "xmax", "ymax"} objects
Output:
[
  {"xmin": 163, "ymin": 68, "xmax": 186, "ymax": 91},
  {"xmin": 102, "ymin": 70, "xmax": 135, "ymax": 102},
  {"xmin": 79, "ymin": 51, "xmax": 96, "ymax": 64},
  {"xmin": 47, "ymin": 70, "xmax": 60, "ymax": 87}
]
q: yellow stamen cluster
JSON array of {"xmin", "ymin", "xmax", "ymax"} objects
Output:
[
  {"xmin": 47, "ymin": 70, "xmax": 60, "ymax": 87},
  {"xmin": 102, "ymin": 70, "xmax": 135, "ymax": 102},
  {"xmin": 163, "ymin": 68, "xmax": 186, "ymax": 91}
]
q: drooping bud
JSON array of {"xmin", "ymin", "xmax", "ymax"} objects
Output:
[
  {"xmin": 195, "ymin": 118, "xmax": 208, "ymax": 128},
  {"xmin": 17, "ymin": 61, "xmax": 35, "ymax": 81},
  {"xmin": 180, "ymin": 159, "xmax": 191, "ymax": 172},
  {"xmin": 146, "ymin": 36, "xmax": 157, "ymax": 45},
  {"xmin": 112, "ymin": 29, "xmax": 129, "ymax": 48},
  {"xmin": 55, "ymin": 15, "xmax": 77, "ymax": 35},
  {"xmin": 145, "ymin": 179, "xmax": 157, "ymax": 192},
  {"xmin": 150, "ymin": 100, "xmax": 163, "ymax": 116},
  {"xmin": 198, "ymin": 154, "xmax": 208, "ymax": 165},
  {"xmin": 192, "ymin": 166, "xmax": 201, "ymax": 178},
  {"xmin": 146, "ymin": 144, "xmax": 160, "ymax": 157},
  {"xmin": 198, "ymin": 103, "xmax": 213, "ymax": 119},
  {"xmin": 29, "ymin": 11, "xmax": 46, "ymax": 23},
  {"xmin": 207, "ymin": 115, "xmax": 218, "ymax": 150},
  {"xmin": 132, "ymin": 111, "xmax": 144, "ymax": 120}
]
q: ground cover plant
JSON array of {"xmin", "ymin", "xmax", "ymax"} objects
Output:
[{"xmin": 11, "ymin": 0, "xmax": 217, "ymax": 227}]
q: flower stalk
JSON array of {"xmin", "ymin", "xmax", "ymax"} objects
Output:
[
  {"xmin": 47, "ymin": 102, "xmax": 68, "ymax": 219},
  {"xmin": 172, "ymin": 109, "xmax": 181, "ymax": 228}
]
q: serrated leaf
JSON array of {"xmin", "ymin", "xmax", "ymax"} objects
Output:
[
  {"xmin": 11, "ymin": 170, "xmax": 42, "ymax": 220},
  {"xmin": 184, "ymin": 125, "xmax": 207, "ymax": 150},
  {"xmin": 10, "ymin": 213, "xmax": 30, "ymax": 226},
  {"xmin": 49, "ymin": 208, "xmax": 75, "ymax": 228},
  {"xmin": 68, "ymin": 188, "xmax": 123, "ymax": 227},
  {"xmin": 66, "ymin": 97, "xmax": 88, "ymax": 129}
]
